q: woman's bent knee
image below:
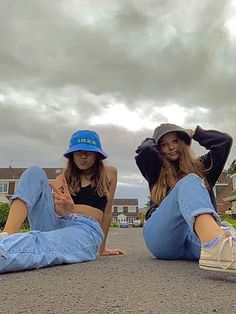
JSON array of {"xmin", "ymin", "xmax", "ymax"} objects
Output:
[
  {"xmin": 20, "ymin": 166, "xmax": 48, "ymax": 186},
  {"xmin": 24, "ymin": 166, "xmax": 46, "ymax": 178},
  {"xmin": 178, "ymin": 173, "xmax": 202, "ymax": 185},
  {"xmin": 176, "ymin": 173, "xmax": 206, "ymax": 193}
]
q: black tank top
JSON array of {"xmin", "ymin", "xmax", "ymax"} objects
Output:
[{"xmin": 71, "ymin": 184, "xmax": 107, "ymax": 212}]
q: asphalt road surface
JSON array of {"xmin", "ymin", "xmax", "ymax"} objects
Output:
[{"xmin": 0, "ymin": 228, "xmax": 235, "ymax": 314}]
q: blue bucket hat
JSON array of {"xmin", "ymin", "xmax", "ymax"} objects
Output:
[{"xmin": 63, "ymin": 130, "xmax": 108, "ymax": 159}]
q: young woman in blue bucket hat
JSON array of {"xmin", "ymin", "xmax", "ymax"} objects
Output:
[
  {"xmin": 0, "ymin": 130, "xmax": 124, "ymax": 273},
  {"xmin": 135, "ymin": 123, "xmax": 235, "ymax": 273}
]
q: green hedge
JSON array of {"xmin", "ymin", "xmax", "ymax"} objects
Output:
[
  {"xmin": 220, "ymin": 214, "xmax": 236, "ymax": 228},
  {"xmin": 110, "ymin": 222, "xmax": 119, "ymax": 228},
  {"xmin": 0, "ymin": 203, "xmax": 29, "ymax": 231},
  {"xmin": 0, "ymin": 203, "xmax": 10, "ymax": 229}
]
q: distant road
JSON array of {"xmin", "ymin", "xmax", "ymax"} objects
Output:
[{"xmin": 0, "ymin": 228, "xmax": 235, "ymax": 314}]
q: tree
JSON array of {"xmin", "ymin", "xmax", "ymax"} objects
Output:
[
  {"xmin": 228, "ymin": 159, "xmax": 236, "ymax": 174},
  {"xmin": 144, "ymin": 195, "xmax": 151, "ymax": 208}
]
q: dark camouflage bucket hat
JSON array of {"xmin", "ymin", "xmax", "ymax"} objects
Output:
[{"xmin": 152, "ymin": 123, "xmax": 191, "ymax": 145}]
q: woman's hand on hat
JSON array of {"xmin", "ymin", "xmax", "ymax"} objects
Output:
[
  {"xmin": 49, "ymin": 177, "xmax": 74, "ymax": 215},
  {"xmin": 99, "ymin": 248, "xmax": 126, "ymax": 256}
]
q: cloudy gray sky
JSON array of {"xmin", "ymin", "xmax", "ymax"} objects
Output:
[{"xmin": 0, "ymin": 0, "xmax": 236, "ymax": 207}]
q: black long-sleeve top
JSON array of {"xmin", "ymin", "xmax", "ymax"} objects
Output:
[{"xmin": 135, "ymin": 125, "xmax": 233, "ymax": 218}]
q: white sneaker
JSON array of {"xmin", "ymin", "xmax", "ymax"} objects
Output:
[
  {"xmin": 199, "ymin": 230, "xmax": 236, "ymax": 273},
  {"xmin": 0, "ymin": 232, "xmax": 8, "ymax": 239}
]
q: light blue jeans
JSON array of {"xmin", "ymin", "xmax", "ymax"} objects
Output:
[
  {"xmin": 0, "ymin": 166, "xmax": 104, "ymax": 273},
  {"xmin": 143, "ymin": 174, "xmax": 221, "ymax": 261}
]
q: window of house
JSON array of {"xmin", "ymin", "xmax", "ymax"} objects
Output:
[
  {"xmin": 0, "ymin": 182, "xmax": 9, "ymax": 193},
  {"xmin": 117, "ymin": 206, "xmax": 124, "ymax": 213},
  {"xmin": 112, "ymin": 206, "xmax": 118, "ymax": 213},
  {"xmin": 128, "ymin": 206, "xmax": 137, "ymax": 213}
]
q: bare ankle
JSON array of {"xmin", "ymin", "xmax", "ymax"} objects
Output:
[{"xmin": 195, "ymin": 214, "xmax": 222, "ymax": 243}]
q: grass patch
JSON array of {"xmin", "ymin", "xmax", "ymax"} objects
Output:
[
  {"xmin": 220, "ymin": 214, "xmax": 236, "ymax": 228},
  {"xmin": 20, "ymin": 228, "xmax": 30, "ymax": 233}
]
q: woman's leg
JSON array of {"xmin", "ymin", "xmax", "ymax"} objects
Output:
[
  {"xmin": 0, "ymin": 167, "xmax": 104, "ymax": 273},
  {"xmin": 195, "ymin": 214, "xmax": 223, "ymax": 243},
  {"xmin": 3, "ymin": 200, "xmax": 28, "ymax": 234},
  {"xmin": 143, "ymin": 174, "xmax": 221, "ymax": 260},
  {"xmin": 4, "ymin": 166, "xmax": 60, "ymax": 233},
  {"xmin": 0, "ymin": 216, "xmax": 104, "ymax": 273}
]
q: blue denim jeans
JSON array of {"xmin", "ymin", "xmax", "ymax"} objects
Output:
[
  {"xmin": 143, "ymin": 174, "xmax": 221, "ymax": 261},
  {"xmin": 0, "ymin": 166, "xmax": 104, "ymax": 273}
]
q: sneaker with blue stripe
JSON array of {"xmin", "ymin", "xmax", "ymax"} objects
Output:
[{"xmin": 199, "ymin": 228, "xmax": 236, "ymax": 273}]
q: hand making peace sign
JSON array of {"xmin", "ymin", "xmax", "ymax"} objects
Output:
[{"xmin": 49, "ymin": 176, "xmax": 74, "ymax": 216}]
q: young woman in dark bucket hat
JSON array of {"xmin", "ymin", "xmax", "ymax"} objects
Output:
[
  {"xmin": 135, "ymin": 123, "xmax": 235, "ymax": 273},
  {"xmin": 0, "ymin": 130, "xmax": 124, "ymax": 273}
]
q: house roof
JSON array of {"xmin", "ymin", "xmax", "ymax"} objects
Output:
[
  {"xmin": 0, "ymin": 167, "xmax": 63, "ymax": 180},
  {"xmin": 113, "ymin": 198, "xmax": 138, "ymax": 206}
]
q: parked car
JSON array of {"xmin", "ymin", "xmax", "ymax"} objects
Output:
[
  {"xmin": 133, "ymin": 219, "xmax": 141, "ymax": 228},
  {"xmin": 120, "ymin": 222, "xmax": 129, "ymax": 228}
]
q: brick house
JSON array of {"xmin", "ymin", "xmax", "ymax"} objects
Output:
[
  {"xmin": 0, "ymin": 167, "xmax": 63, "ymax": 199},
  {"xmin": 0, "ymin": 168, "xmax": 140, "ymax": 224},
  {"xmin": 223, "ymin": 173, "xmax": 236, "ymax": 217},
  {"xmin": 214, "ymin": 170, "xmax": 232, "ymax": 214},
  {"xmin": 112, "ymin": 198, "xmax": 139, "ymax": 224}
]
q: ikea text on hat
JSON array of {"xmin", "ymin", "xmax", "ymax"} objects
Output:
[{"xmin": 63, "ymin": 130, "xmax": 108, "ymax": 159}]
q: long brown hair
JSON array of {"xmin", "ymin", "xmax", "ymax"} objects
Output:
[
  {"xmin": 63, "ymin": 154, "xmax": 110, "ymax": 197},
  {"xmin": 151, "ymin": 138, "xmax": 210, "ymax": 205}
]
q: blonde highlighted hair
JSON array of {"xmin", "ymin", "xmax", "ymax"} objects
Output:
[
  {"xmin": 151, "ymin": 138, "xmax": 210, "ymax": 205},
  {"xmin": 63, "ymin": 154, "xmax": 110, "ymax": 197}
]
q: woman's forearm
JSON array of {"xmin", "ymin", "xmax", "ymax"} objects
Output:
[{"xmin": 99, "ymin": 213, "xmax": 112, "ymax": 251}]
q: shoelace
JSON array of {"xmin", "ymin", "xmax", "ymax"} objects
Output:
[{"xmin": 218, "ymin": 229, "xmax": 236, "ymax": 269}]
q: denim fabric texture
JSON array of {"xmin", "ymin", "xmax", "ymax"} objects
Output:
[
  {"xmin": 0, "ymin": 166, "xmax": 104, "ymax": 273},
  {"xmin": 143, "ymin": 174, "xmax": 221, "ymax": 261}
]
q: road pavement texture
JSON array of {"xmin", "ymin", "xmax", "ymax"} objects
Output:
[{"xmin": 0, "ymin": 228, "xmax": 235, "ymax": 314}]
